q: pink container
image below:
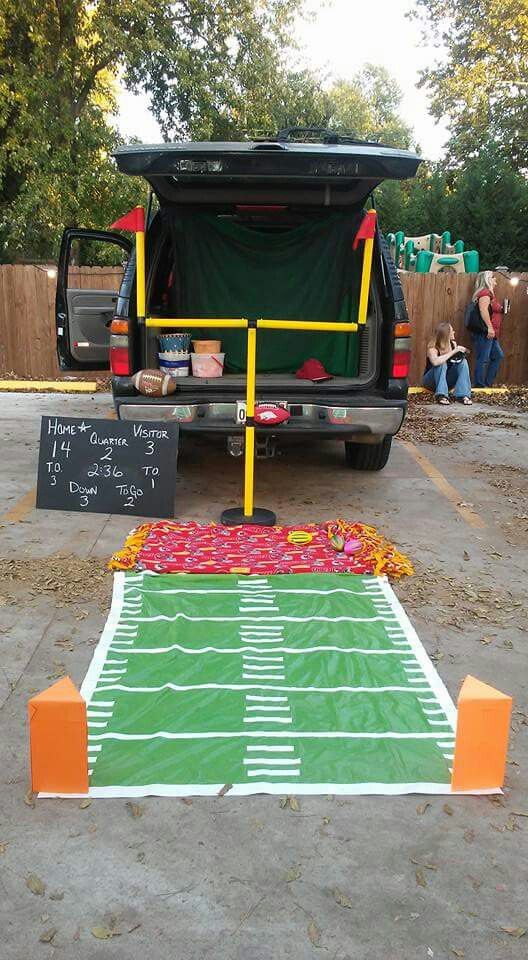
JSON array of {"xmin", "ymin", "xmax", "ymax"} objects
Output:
[{"xmin": 190, "ymin": 352, "xmax": 225, "ymax": 378}]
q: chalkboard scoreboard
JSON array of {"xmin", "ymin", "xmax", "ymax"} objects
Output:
[{"xmin": 36, "ymin": 416, "xmax": 179, "ymax": 517}]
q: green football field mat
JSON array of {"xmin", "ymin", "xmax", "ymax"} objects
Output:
[{"xmin": 64, "ymin": 572, "xmax": 460, "ymax": 796}]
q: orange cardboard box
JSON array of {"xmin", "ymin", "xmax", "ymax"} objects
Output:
[
  {"xmin": 28, "ymin": 677, "xmax": 88, "ymax": 794},
  {"xmin": 451, "ymin": 675, "xmax": 512, "ymax": 792}
]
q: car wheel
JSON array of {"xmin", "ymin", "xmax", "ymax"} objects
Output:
[{"xmin": 344, "ymin": 436, "xmax": 392, "ymax": 471}]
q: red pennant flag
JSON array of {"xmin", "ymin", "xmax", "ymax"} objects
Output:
[
  {"xmin": 352, "ymin": 210, "xmax": 377, "ymax": 249},
  {"xmin": 110, "ymin": 206, "xmax": 145, "ymax": 232}
]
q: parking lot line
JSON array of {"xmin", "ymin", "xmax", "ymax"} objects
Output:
[
  {"xmin": 2, "ymin": 487, "xmax": 36, "ymax": 522},
  {"xmin": 399, "ymin": 440, "xmax": 486, "ymax": 530}
]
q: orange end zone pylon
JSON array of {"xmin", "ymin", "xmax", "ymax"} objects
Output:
[
  {"xmin": 28, "ymin": 677, "xmax": 88, "ymax": 794},
  {"xmin": 451, "ymin": 675, "xmax": 512, "ymax": 792}
]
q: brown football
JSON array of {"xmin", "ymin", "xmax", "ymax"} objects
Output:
[{"xmin": 132, "ymin": 369, "xmax": 177, "ymax": 397}]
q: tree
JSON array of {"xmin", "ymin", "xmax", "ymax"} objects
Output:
[
  {"xmin": 412, "ymin": 0, "xmax": 528, "ymax": 169},
  {"xmin": 324, "ymin": 65, "xmax": 415, "ymax": 148},
  {"xmin": 0, "ymin": 0, "xmax": 307, "ymax": 260}
]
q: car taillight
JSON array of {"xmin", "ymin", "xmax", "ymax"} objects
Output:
[
  {"xmin": 110, "ymin": 334, "xmax": 131, "ymax": 375},
  {"xmin": 110, "ymin": 318, "xmax": 128, "ymax": 334},
  {"xmin": 392, "ymin": 323, "xmax": 411, "ymax": 379},
  {"xmin": 392, "ymin": 350, "xmax": 411, "ymax": 378}
]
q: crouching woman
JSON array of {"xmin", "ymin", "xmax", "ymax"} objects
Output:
[{"xmin": 423, "ymin": 322, "xmax": 472, "ymax": 405}]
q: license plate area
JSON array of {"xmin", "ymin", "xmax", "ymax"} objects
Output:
[{"xmin": 236, "ymin": 400, "xmax": 289, "ymax": 423}]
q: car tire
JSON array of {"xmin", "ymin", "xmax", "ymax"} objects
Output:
[{"xmin": 344, "ymin": 436, "xmax": 392, "ymax": 471}]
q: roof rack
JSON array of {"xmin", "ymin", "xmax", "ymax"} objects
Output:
[{"xmin": 270, "ymin": 126, "xmax": 384, "ymax": 148}]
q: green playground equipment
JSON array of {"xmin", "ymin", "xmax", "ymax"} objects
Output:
[
  {"xmin": 415, "ymin": 249, "xmax": 479, "ymax": 274},
  {"xmin": 385, "ymin": 229, "xmax": 477, "ymax": 273}
]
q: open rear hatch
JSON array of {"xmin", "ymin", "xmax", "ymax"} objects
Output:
[
  {"xmin": 114, "ymin": 133, "xmax": 421, "ymax": 208},
  {"xmin": 113, "ymin": 133, "xmax": 421, "ymax": 398}
]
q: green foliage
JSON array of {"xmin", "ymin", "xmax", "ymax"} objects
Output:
[
  {"xmin": 0, "ymin": 0, "xmax": 306, "ymax": 260},
  {"xmin": 412, "ymin": 0, "xmax": 528, "ymax": 169}
]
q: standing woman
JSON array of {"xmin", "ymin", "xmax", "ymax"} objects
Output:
[
  {"xmin": 472, "ymin": 271, "xmax": 505, "ymax": 387},
  {"xmin": 423, "ymin": 321, "xmax": 472, "ymax": 404}
]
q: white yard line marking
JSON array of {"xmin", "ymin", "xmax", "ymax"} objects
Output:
[
  {"xmin": 247, "ymin": 769, "xmax": 300, "ymax": 777},
  {"xmin": 88, "ymin": 721, "xmax": 108, "ymax": 728},
  {"xmin": 106, "ymin": 659, "xmax": 129, "ymax": 664},
  {"xmin": 242, "ymin": 655, "xmax": 284, "ymax": 662},
  {"xmin": 87, "ymin": 682, "xmax": 431, "ymax": 693},
  {"xmin": 101, "ymin": 669, "xmax": 128, "ymax": 675},
  {"xmin": 240, "ymin": 664, "xmax": 285, "ymax": 671},
  {"xmin": 119, "ymin": 614, "xmax": 402, "ymax": 624},
  {"xmin": 238, "ymin": 637, "xmax": 284, "ymax": 644},
  {"xmin": 87, "ymin": 730, "xmax": 456, "ymax": 741},
  {"xmin": 87, "ymin": 710, "xmax": 113, "ymax": 718},
  {"xmin": 242, "ymin": 673, "xmax": 286, "ymax": 680},
  {"xmin": 422, "ymin": 708, "xmax": 446, "ymax": 715},
  {"xmin": 85, "ymin": 744, "xmax": 102, "ymax": 751},
  {"xmin": 246, "ymin": 695, "xmax": 289, "ymax": 702},
  {"xmin": 427, "ymin": 719, "xmax": 452, "ymax": 726},
  {"xmin": 243, "ymin": 717, "xmax": 293, "ymax": 723},
  {"xmin": 245, "ymin": 706, "xmax": 291, "ymax": 712},
  {"xmin": 246, "ymin": 745, "xmax": 294, "ymax": 751},
  {"xmin": 244, "ymin": 758, "xmax": 300, "ymax": 765},
  {"xmin": 87, "ymin": 703, "xmax": 114, "ymax": 709}
]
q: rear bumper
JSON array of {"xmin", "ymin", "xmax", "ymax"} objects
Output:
[{"xmin": 116, "ymin": 397, "xmax": 405, "ymax": 440}]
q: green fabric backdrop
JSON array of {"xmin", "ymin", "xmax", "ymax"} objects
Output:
[{"xmin": 167, "ymin": 212, "xmax": 362, "ymax": 375}]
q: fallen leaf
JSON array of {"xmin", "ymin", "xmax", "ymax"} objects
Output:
[
  {"xmin": 39, "ymin": 928, "xmax": 57, "ymax": 944},
  {"xmin": 49, "ymin": 890, "xmax": 64, "ymax": 901},
  {"xmin": 410, "ymin": 858, "xmax": 437, "ymax": 871},
  {"xmin": 511, "ymin": 810, "xmax": 528, "ymax": 818},
  {"xmin": 333, "ymin": 887, "xmax": 353, "ymax": 908},
  {"xmin": 416, "ymin": 802, "xmax": 431, "ymax": 815},
  {"xmin": 24, "ymin": 789, "xmax": 36, "ymax": 808},
  {"xmin": 91, "ymin": 925, "xmax": 121, "ymax": 940},
  {"xmin": 463, "ymin": 551, "xmax": 470, "ymax": 561},
  {"xmin": 415, "ymin": 869, "xmax": 427, "ymax": 888},
  {"xmin": 79, "ymin": 799, "xmax": 92, "ymax": 809},
  {"xmin": 452, "ymin": 950, "xmax": 465, "ymax": 958},
  {"xmin": 322, "ymin": 816, "xmax": 330, "ymax": 825},
  {"xmin": 0, "ymin": 841, "xmax": 8, "ymax": 854},
  {"xmin": 26, "ymin": 874, "xmax": 46, "ymax": 896},
  {"xmin": 480, "ymin": 637, "xmax": 493, "ymax": 645},
  {"xmin": 136, "ymin": 852, "xmax": 146, "ymax": 864},
  {"xmin": 125, "ymin": 802, "xmax": 143, "ymax": 818},
  {"xmin": 128, "ymin": 923, "xmax": 141, "ymax": 934},
  {"xmin": 308, "ymin": 920, "xmax": 321, "ymax": 946},
  {"xmin": 500, "ymin": 927, "xmax": 526, "ymax": 938},
  {"xmin": 285, "ymin": 866, "xmax": 302, "ymax": 883},
  {"xmin": 217, "ymin": 783, "xmax": 232, "ymax": 797},
  {"xmin": 463, "ymin": 829, "xmax": 475, "ymax": 843},
  {"xmin": 280, "ymin": 796, "xmax": 300, "ymax": 812},
  {"xmin": 443, "ymin": 804, "xmax": 454, "ymax": 816},
  {"xmin": 181, "ymin": 797, "xmax": 193, "ymax": 806},
  {"xmin": 40, "ymin": 914, "xmax": 50, "ymax": 923}
]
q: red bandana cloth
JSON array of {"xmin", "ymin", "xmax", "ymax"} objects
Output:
[{"xmin": 109, "ymin": 520, "xmax": 413, "ymax": 578}]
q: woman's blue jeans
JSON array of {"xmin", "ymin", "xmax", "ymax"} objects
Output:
[
  {"xmin": 422, "ymin": 358, "xmax": 472, "ymax": 398},
  {"xmin": 471, "ymin": 334, "xmax": 504, "ymax": 387}
]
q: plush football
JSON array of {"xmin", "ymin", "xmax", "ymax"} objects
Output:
[
  {"xmin": 132, "ymin": 369, "xmax": 177, "ymax": 397},
  {"xmin": 254, "ymin": 404, "xmax": 290, "ymax": 425}
]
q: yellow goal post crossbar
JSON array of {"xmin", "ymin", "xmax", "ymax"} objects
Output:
[{"xmin": 143, "ymin": 316, "xmax": 363, "ymax": 523}]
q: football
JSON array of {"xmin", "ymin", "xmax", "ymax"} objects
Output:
[
  {"xmin": 254, "ymin": 404, "xmax": 290, "ymax": 425},
  {"xmin": 132, "ymin": 369, "xmax": 177, "ymax": 397}
]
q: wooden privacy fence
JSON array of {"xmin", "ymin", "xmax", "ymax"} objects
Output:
[
  {"xmin": 0, "ymin": 264, "xmax": 527, "ymax": 383},
  {"xmin": 400, "ymin": 271, "xmax": 528, "ymax": 386}
]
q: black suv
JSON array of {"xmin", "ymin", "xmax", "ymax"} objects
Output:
[{"xmin": 56, "ymin": 129, "xmax": 420, "ymax": 470}]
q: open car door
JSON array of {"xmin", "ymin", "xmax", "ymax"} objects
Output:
[{"xmin": 56, "ymin": 228, "xmax": 132, "ymax": 369}]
